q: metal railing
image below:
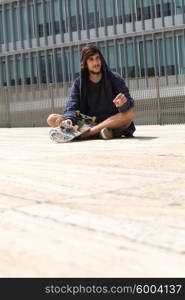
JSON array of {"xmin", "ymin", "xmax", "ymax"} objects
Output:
[{"xmin": 0, "ymin": 76, "xmax": 185, "ymax": 128}]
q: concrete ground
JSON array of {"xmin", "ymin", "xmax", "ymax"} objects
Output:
[{"xmin": 0, "ymin": 124, "xmax": 185, "ymax": 277}]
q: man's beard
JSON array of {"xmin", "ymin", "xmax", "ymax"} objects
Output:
[{"xmin": 89, "ymin": 70, "xmax": 102, "ymax": 75}]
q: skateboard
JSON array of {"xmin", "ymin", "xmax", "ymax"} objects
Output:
[{"xmin": 49, "ymin": 111, "xmax": 96, "ymax": 143}]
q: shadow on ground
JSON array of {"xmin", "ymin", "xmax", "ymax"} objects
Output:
[
  {"xmin": 130, "ymin": 136, "xmax": 158, "ymax": 140},
  {"xmin": 78, "ymin": 136, "xmax": 159, "ymax": 142}
]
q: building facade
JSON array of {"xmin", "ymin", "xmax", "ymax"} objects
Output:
[{"xmin": 0, "ymin": 0, "xmax": 185, "ymax": 87}]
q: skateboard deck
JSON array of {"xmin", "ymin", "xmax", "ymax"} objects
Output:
[
  {"xmin": 49, "ymin": 123, "xmax": 90, "ymax": 143},
  {"xmin": 49, "ymin": 111, "xmax": 96, "ymax": 143}
]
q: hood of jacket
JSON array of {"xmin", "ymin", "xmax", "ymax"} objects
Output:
[{"xmin": 78, "ymin": 58, "xmax": 113, "ymax": 113}]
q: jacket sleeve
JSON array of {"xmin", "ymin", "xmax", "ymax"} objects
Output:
[
  {"xmin": 111, "ymin": 72, "xmax": 134, "ymax": 112},
  {"xmin": 63, "ymin": 78, "xmax": 80, "ymax": 122}
]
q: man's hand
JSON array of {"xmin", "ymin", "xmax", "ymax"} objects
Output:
[{"xmin": 113, "ymin": 93, "xmax": 127, "ymax": 108}]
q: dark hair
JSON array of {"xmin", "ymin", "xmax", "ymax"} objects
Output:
[{"xmin": 80, "ymin": 45, "xmax": 104, "ymax": 70}]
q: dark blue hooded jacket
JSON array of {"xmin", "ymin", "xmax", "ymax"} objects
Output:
[{"xmin": 64, "ymin": 59, "xmax": 135, "ymax": 135}]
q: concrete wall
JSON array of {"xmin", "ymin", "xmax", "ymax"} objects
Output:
[{"xmin": 0, "ymin": 76, "xmax": 185, "ymax": 127}]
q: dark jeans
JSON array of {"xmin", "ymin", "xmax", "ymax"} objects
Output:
[{"xmin": 113, "ymin": 121, "xmax": 136, "ymax": 138}]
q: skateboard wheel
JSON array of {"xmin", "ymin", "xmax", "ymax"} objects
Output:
[
  {"xmin": 73, "ymin": 125, "xmax": 79, "ymax": 131},
  {"xmin": 55, "ymin": 119, "xmax": 61, "ymax": 127},
  {"xmin": 92, "ymin": 116, "xmax": 96, "ymax": 122}
]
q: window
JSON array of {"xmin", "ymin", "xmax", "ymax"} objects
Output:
[
  {"xmin": 126, "ymin": 43, "xmax": 135, "ymax": 78},
  {"xmin": 63, "ymin": 0, "xmax": 68, "ymax": 32},
  {"xmin": 146, "ymin": 40, "xmax": 155, "ymax": 76},
  {"xmin": 124, "ymin": 0, "xmax": 132, "ymax": 22},
  {"xmin": 157, "ymin": 39, "xmax": 165, "ymax": 76},
  {"xmin": 53, "ymin": 0, "xmax": 60, "ymax": 34},
  {"xmin": 48, "ymin": 52, "xmax": 54, "ymax": 83},
  {"xmin": 64, "ymin": 49, "xmax": 72, "ymax": 82},
  {"xmin": 117, "ymin": 43, "xmax": 126, "ymax": 76},
  {"xmin": 143, "ymin": 0, "xmax": 151, "ymax": 20},
  {"xmin": 97, "ymin": 0, "xmax": 104, "ymax": 27},
  {"xmin": 73, "ymin": 49, "xmax": 80, "ymax": 78},
  {"xmin": 9, "ymin": 57, "xmax": 15, "ymax": 85},
  {"xmin": 24, "ymin": 55, "xmax": 31, "ymax": 84},
  {"xmin": 45, "ymin": 0, "xmax": 52, "ymax": 36},
  {"xmin": 78, "ymin": 0, "xmax": 87, "ymax": 30},
  {"xmin": 40, "ymin": 54, "xmax": 46, "ymax": 83},
  {"xmin": 106, "ymin": 0, "xmax": 114, "ymax": 25},
  {"xmin": 135, "ymin": 0, "xmax": 142, "ymax": 21},
  {"xmin": 56, "ymin": 50, "xmax": 63, "ymax": 82},
  {"xmin": 5, "ymin": 5, "xmax": 12, "ymax": 43},
  {"xmin": 69, "ymin": 0, "xmax": 77, "ymax": 31},
  {"xmin": 155, "ymin": 0, "xmax": 161, "ymax": 18},
  {"xmin": 21, "ymin": 4, "xmax": 29, "ymax": 40},
  {"xmin": 37, "ymin": 2, "xmax": 44, "ymax": 37},
  {"xmin": 163, "ymin": 0, "xmax": 172, "ymax": 17},
  {"xmin": 108, "ymin": 45, "xmax": 116, "ymax": 71},
  {"xmin": 98, "ymin": 44, "xmax": 106, "ymax": 59},
  {"xmin": 175, "ymin": 0, "xmax": 183, "ymax": 14},
  {"xmin": 177, "ymin": 35, "xmax": 185, "ymax": 74},
  {"xmin": 87, "ymin": 0, "xmax": 95, "ymax": 28},
  {"xmin": 165, "ymin": 37, "xmax": 175, "ymax": 75},
  {"xmin": 13, "ymin": 4, "xmax": 19, "ymax": 41},
  {"xmin": 16, "ymin": 56, "xmax": 22, "ymax": 85},
  {"xmin": 138, "ymin": 41, "xmax": 144, "ymax": 77},
  {"xmin": 0, "ymin": 10, "xmax": 4, "ymax": 44},
  {"xmin": 28, "ymin": 1, "xmax": 36, "ymax": 38},
  {"xmin": 32, "ymin": 55, "xmax": 38, "ymax": 84},
  {"xmin": 2, "ymin": 60, "xmax": 7, "ymax": 86},
  {"xmin": 116, "ymin": 0, "xmax": 124, "ymax": 24}
]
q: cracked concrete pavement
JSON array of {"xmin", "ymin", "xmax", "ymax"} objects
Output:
[{"xmin": 0, "ymin": 125, "xmax": 185, "ymax": 277}]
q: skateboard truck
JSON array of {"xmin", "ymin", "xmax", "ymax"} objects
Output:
[
  {"xmin": 61, "ymin": 121, "xmax": 79, "ymax": 132},
  {"xmin": 76, "ymin": 110, "xmax": 96, "ymax": 123}
]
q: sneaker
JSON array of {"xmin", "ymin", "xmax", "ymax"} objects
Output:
[
  {"xmin": 100, "ymin": 128, "xmax": 113, "ymax": 140},
  {"xmin": 124, "ymin": 132, "xmax": 135, "ymax": 138}
]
